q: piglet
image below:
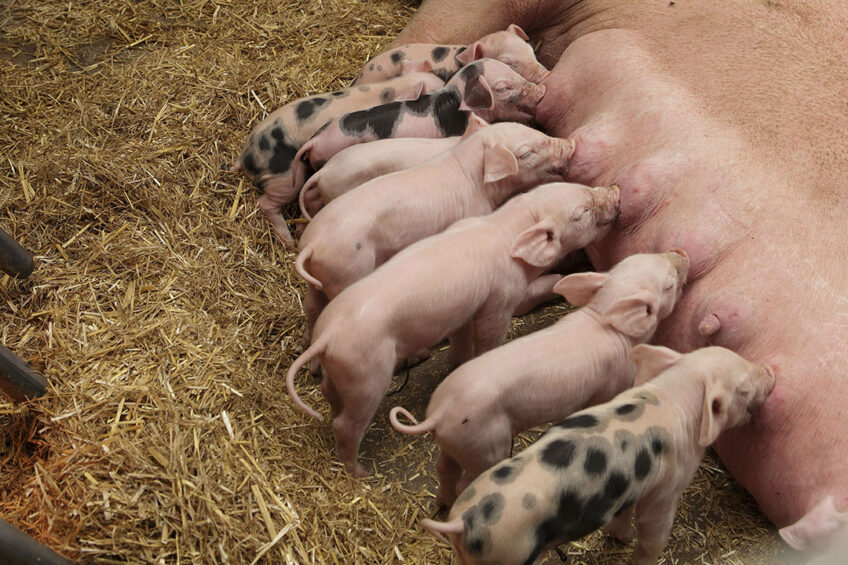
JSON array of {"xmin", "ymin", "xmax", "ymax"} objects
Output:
[
  {"xmin": 390, "ymin": 250, "xmax": 690, "ymax": 504},
  {"xmin": 422, "ymin": 345, "xmax": 776, "ymax": 565},
  {"xmin": 231, "ymin": 72, "xmax": 444, "ymax": 246},
  {"xmin": 285, "ymin": 182, "xmax": 620, "ymax": 476},
  {"xmin": 295, "ymin": 121, "xmax": 574, "ymax": 342},
  {"xmin": 354, "ymin": 24, "xmax": 548, "ymax": 84},
  {"xmin": 291, "ymin": 58, "xmax": 547, "ymax": 191},
  {"xmin": 298, "ymin": 136, "xmax": 461, "ymax": 219}
]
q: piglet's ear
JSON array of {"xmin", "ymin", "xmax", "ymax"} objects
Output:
[
  {"xmin": 552, "ymin": 272, "xmax": 608, "ymax": 306},
  {"xmin": 461, "ymin": 113, "xmax": 489, "ymax": 138},
  {"xmin": 455, "ymin": 42, "xmax": 485, "ymax": 66},
  {"xmin": 400, "ymin": 59, "xmax": 433, "ymax": 76},
  {"xmin": 507, "ymin": 24, "xmax": 530, "ymax": 41},
  {"xmin": 459, "ymin": 76, "xmax": 494, "ymax": 112},
  {"xmin": 483, "ymin": 143, "xmax": 518, "ymax": 183},
  {"xmin": 510, "ymin": 218, "xmax": 563, "ymax": 268},
  {"xmin": 394, "ymin": 80, "xmax": 427, "ymax": 102},
  {"xmin": 698, "ymin": 385, "xmax": 732, "ymax": 447},
  {"xmin": 601, "ymin": 290, "xmax": 660, "ymax": 338},
  {"xmin": 629, "ymin": 344, "xmax": 681, "ymax": 387}
]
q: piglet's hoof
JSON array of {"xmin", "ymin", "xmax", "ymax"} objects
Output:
[{"xmin": 346, "ymin": 461, "xmax": 370, "ymax": 478}]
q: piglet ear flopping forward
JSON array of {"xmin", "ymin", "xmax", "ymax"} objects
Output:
[
  {"xmin": 459, "ymin": 76, "xmax": 495, "ymax": 112},
  {"xmin": 601, "ymin": 290, "xmax": 661, "ymax": 338},
  {"xmin": 456, "ymin": 42, "xmax": 485, "ymax": 67},
  {"xmin": 698, "ymin": 379, "xmax": 733, "ymax": 447},
  {"xmin": 482, "ymin": 143, "xmax": 519, "ymax": 183},
  {"xmin": 510, "ymin": 218, "xmax": 563, "ymax": 268},
  {"xmin": 507, "ymin": 24, "xmax": 530, "ymax": 41},
  {"xmin": 552, "ymin": 271, "xmax": 608, "ymax": 307},
  {"xmin": 629, "ymin": 344, "xmax": 682, "ymax": 387}
]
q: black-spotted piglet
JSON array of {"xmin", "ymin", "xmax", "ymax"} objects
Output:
[
  {"xmin": 354, "ymin": 24, "xmax": 548, "ymax": 84},
  {"xmin": 291, "ymin": 58, "xmax": 546, "ymax": 191},
  {"xmin": 232, "ymin": 72, "xmax": 444, "ymax": 246},
  {"xmin": 423, "ymin": 345, "xmax": 775, "ymax": 565}
]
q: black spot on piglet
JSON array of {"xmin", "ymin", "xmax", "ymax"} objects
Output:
[
  {"xmin": 340, "ymin": 102, "xmax": 403, "ymax": 139},
  {"xmin": 584, "ymin": 448, "xmax": 608, "ymax": 476},
  {"xmin": 541, "ymin": 439, "xmax": 576, "ymax": 470},
  {"xmin": 432, "ymin": 46, "xmax": 449, "ymax": 62},
  {"xmin": 555, "ymin": 413, "xmax": 599, "ymax": 430},
  {"xmin": 492, "ymin": 465, "xmax": 517, "ymax": 484},
  {"xmin": 390, "ymin": 50, "xmax": 405, "ymax": 64},
  {"xmin": 616, "ymin": 404, "xmax": 636, "ymax": 415},
  {"xmin": 634, "ymin": 448, "xmax": 652, "ymax": 480}
]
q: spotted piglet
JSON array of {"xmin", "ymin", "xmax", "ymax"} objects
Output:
[
  {"xmin": 422, "ymin": 345, "xmax": 776, "ymax": 565},
  {"xmin": 390, "ymin": 250, "xmax": 689, "ymax": 505},
  {"xmin": 291, "ymin": 58, "xmax": 546, "ymax": 191},
  {"xmin": 354, "ymin": 24, "xmax": 548, "ymax": 84},
  {"xmin": 231, "ymin": 72, "xmax": 444, "ymax": 246}
]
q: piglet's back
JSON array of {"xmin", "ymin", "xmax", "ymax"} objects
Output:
[{"xmin": 451, "ymin": 389, "xmax": 675, "ymax": 564}]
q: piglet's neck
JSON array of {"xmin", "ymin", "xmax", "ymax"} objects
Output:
[{"xmin": 647, "ymin": 369, "xmax": 708, "ymax": 454}]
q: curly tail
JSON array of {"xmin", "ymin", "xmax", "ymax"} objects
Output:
[
  {"xmin": 294, "ymin": 247, "xmax": 324, "ymax": 290},
  {"xmin": 298, "ymin": 173, "xmax": 320, "ymax": 221},
  {"xmin": 421, "ymin": 518, "xmax": 464, "ymax": 545},
  {"xmin": 286, "ymin": 337, "xmax": 328, "ymax": 420},
  {"xmin": 291, "ymin": 140, "xmax": 315, "ymax": 194},
  {"xmin": 389, "ymin": 406, "xmax": 436, "ymax": 435}
]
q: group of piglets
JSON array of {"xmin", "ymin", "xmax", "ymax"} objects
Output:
[{"xmin": 232, "ymin": 25, "xmax": 777, "ymax": 565}]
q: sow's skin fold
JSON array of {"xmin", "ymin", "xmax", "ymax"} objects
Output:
[
  {"xmin": 422, "ymin": 345, "xmax": 776, "ymax": 565},
  {"xmin": 285, "ymin": 182, "xmax": 620, "ymax": 477},
  {"xmin": 231, "ymin": 72, "xmax": 444, "ymax": 247},
  {"xmin": 290, "ymin": 58, "xmax": 547, "ymax": 192},
  {"xmin": 353, "ymin": 24, "xmax": 549, "ymax": 85},
  {"xmin": 389, "ymin": 250, "xmax": 689, "ymax": 505}
]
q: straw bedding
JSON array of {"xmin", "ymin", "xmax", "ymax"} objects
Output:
[{"xmin": 0, "ymin": 0, "xmax": 797, "ymax": 562}]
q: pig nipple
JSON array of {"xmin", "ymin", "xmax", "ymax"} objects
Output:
[{"xmin": 698, "ymin": 314, "xmax": 721, "ymax": 338}]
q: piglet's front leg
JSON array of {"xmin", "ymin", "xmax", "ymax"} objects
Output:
[
  {"xmin": 448, "ymin": 323, "xmax": 475, "ymax": 367},
  {"xmin": 632, "ymin": 491, "xmax": 679, "ymax": 565}
]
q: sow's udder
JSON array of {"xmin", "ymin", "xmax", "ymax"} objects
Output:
[{"xmin": 534, "ymin": 28, "xmax": 848, "ymax": 528}]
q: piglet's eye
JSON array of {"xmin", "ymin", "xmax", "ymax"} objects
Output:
[{"xmin": 519, "ymin": 149, "xmax": 535, "ymax": 160}]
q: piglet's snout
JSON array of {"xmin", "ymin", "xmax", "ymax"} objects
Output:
[
  {"xmin": 553, "ymin": 138, "xmax": 576, "ymax": 177},
  {"xmin": 519, "ymin": 83, "xmax": 546, "ymax": 113},
  {"xmin": 590, "ymin": 184, "xmax": 621, "ymax": 225},
  {"xmin": 667, "ymin": 247, "xmax": 690, "ymax": 285}
]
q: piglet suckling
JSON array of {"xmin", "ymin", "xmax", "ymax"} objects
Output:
[
  {"xmin": 298, "ymin": 136, "xmax": 461, "ymax": 219},
  {"xmin": 285, "ymin": 182, "xmax": 620, "ymax": 476},
  {"xmin": 291, "ymin": 58, "xmax": 547, "ymax": 191},
  {"xmin": 390, "ymin": 250, "xmax": 689, "ymax": 505},
  {"xmin": 231, "ymin": 72, "xmax": 444, "ymax": 246},
  {"xmin": 354, "ymin": 24, "xmax": 548, "ymax": 85},
  {"xmin": 422, "ymin": 345, "xmax": 776, "ymax": 565},
  {"xmin": 294, "ymin": 122, "xmax": 574, "ymax": 341}
]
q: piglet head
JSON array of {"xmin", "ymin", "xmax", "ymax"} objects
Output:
[
  {"xmin": 557, "ymin": 250, "xmax": 689, "ymax": 340},
  {"xmin": 453, "ymin": 59, "xmax": 545, "ymax": 124},
  {"xmin": 509, "ymin": 183, "xmax": 620, "ymax": 269},
  {"xmin": 467, "ymin": 122, "xmax": 574, "ymax": 190},
  {"xmin": 685, "ymin": 347, "xmax": 776, "ymax": 446},
  {"xmin": 459, "ymin": 24, "xmax": 550, "ymax": 83}
]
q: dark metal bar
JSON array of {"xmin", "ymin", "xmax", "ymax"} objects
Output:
[
  {"xmin": 0, "ymin": 518, "xmax": 75, "ymax": 565},
  {"xmin": 0, "ymin": 344, "xmax": 46, "ymax": 401},
  {"xmin": 0, "ymin": 226, "xmax": 35, "ymax": 278}
]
